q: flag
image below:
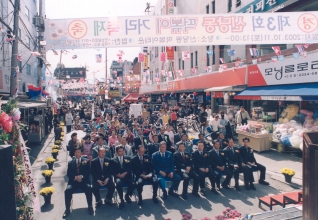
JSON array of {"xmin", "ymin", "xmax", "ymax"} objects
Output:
[
  {"xmin": 160, "ymin": 52, "xmax": 167, "ymax": 62},
  {"xmin": 227, "ymin": 49, "xmax": 235, "ymax": 56},
  {"xmin": 139, "ymin": 53, "xmax": 145, "ymax": 62},
  {"xmin": 295, "ymin": 45, "xmax": 304, "ymax": 54},
  {"xmin": 278, "ymin": 55, "xmax": 285, "ymax": 61},
  {"xmin": 303, "ymin": 44, "xmax": 311, "ymax": 48},
  {"xmin": 72, "ymin": 54, "xmax": 77, "ymax": 59},
  {"xmin": 96, "ymin": 54, "xmax": 102, "ymax": 63},
  {"xmin": 271, "ymin": 56, "xmax": 278, "ymax": 62},
  {"xmin": 182, "ymin": 51, "xmax": 190, "ymax": 61},
  {"xmin": 249, "ymin": 48, "xmax": 259, "ymax": 57},
  {"xmin": 219, "ymin": 58, "xmax": 224, "ymax": 64},
  {"xmin": 207, "ymin": 50, "xmax": 213, "ymax": 56},
  {"xmin": 52, "ymin": 49, "xmax": 58, "ymax": 55},
  {"xmin": 272, "ymin": 46, "xmax": 281, "ymax": 55},
  {"xmin": 293, "ymin": 52, "xmax": 300, "ymax": 59},
  {"xmin": 303, "ymin": 51, "xmax": 307, "ymax": 58}
]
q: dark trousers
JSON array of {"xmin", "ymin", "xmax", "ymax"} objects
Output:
[
  {"xmin": 136, "ymin": 177, "xmax": 159, "ymax": 198},
  {"xmin": 228, "ymin": 165, "xmax": 240, "ymax": 185},
  {"xmin": 241, "ymin": 165, "xmax": 255, "ymax": 185},
  {"xmin": 115, "ymin": 177, "xmax": 135, "ymax": 201},
  {"xmin": 255, "ymin": 163, "xmax": 266, "ymax": 181},
  {"xmin": 171, "ymin": 120, "xmax": 177, "ymax": 131},
  {"xmin": 157, "ymin": 172, "xmax": 181, "ymax": 191},
  {"xmin": 64, "ymin": 182, "xmax": 92, "ymax": 211},
  {"xmin": 196, "ymin": 169, "xmax": 216, "ymax": 190},
  {"xmin": 177, "ymin": 170, "xmax": 199, "ymax": 194},
  {"xmin": 92, "ymin": 179, "xmax": 115, "ymax": 202},
  {"xmin": 215, "ymin": 167, "xmax": 233, "ymax": 187},
  {"xmin": 66, "ymin": 125, "xmax": 72, "ymax": 133}
]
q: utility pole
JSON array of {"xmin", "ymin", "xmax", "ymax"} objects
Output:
[{"xmin": 9, "ymin": 0, "xmax": 20, "ymax": 97}]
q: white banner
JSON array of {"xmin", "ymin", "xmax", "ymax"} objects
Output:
[{"xmin": 45, "ymin": 11, "xmax": 318, "ymax": 50}]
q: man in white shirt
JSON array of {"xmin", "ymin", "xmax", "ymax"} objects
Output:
[
  {"xmin": 205, "ymin": 106, "xmax": 212, "ymax": 118},
  {"xmin": 209, "ymin": 115, "xmax": 224, "ymax": 140}
]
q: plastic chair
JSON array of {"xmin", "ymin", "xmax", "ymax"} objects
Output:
[
  {"xmin": 192, "ymin": 138, "xmax": 200, "ymax": 146},
  {"xmin": 205, "ymin": 126, "xmax": 213, "ymax": 138}
]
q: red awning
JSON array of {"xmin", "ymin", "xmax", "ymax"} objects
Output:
[
  {"xmin": 234, "ymin": 95, "xmax": 262, "ymax": 100},
  {"xmin": 122, "ymin": 93, "xmax": 139, "ymax": 102}
]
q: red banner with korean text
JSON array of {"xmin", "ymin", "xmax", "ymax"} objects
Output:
[{"xmin": 166, "ymin": 47, "xmax": 174, "ymax": 60}]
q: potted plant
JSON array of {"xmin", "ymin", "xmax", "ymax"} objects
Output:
[
  {"xmin": 52, "ymin": 145, "xmax": 60, "ymax": 150},
  {"xmin": 42, "ymin": 170, "xmax": 54, "ymax": 183},
  {"xmin": 54, "ymin": 140, "xmax": 61, "ymax": 146},
  {"xmin": 39, "ymin": 187, "xmax": 55, "ymax": 204},
  {"xmin": 45, "ymin": 157, "xmax": 56, "ymax": 170},
  {"xmin": 280, "ymin": 168, "xmax": 296, "ymax": 183},
  {"xmin": 51, "ymin": 149, "xmax": 59, "ymax": 159},
  {"xmin": 60, "ymin": 136, "xmax": 64, "ymax": 141},
  {"xmin": 60, "ymin": 122, "xmax": 64, "ymax": 126}
]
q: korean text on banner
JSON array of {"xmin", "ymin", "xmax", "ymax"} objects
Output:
[
  {"xmin": 166, "ymin": 0, "xmax": 175, "ymax": 15},
  {"xmin": 45, "ymin": 11, "xmax": 318, "ymax": 50},
  {"xmin": 143, "ymin": 55, "xmax": 149, "ymax": 70},
  {"xmin": 166, "ymin": 46, "xmax": 174, "ymax": 60}
]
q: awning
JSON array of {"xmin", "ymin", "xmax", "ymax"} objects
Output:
[
  {"xmin": 122, "ymin": 93, "xmax": 139, "ymax": 102},
  {"xmin": 204, "ymin": 85, "xmax": 246, "ymax": 92},
  {"xmin": 235, "ymin": 83, "xmax": 318, "ymax": 101}
]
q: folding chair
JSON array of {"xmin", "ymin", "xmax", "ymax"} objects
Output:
[{"xmin": 205, "ymin": 126, "xmax": 213, "ymax": 138}]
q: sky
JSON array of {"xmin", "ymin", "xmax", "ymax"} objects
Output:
[{"xmin": 45, "ymin": 0, "xmax": 159, "ymax": 82}]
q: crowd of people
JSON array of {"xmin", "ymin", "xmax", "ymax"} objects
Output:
[{"xmin": 53, "ymin": 99, "xmax": 267, "ymax": 219}]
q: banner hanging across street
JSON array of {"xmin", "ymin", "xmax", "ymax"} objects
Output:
[{"xmin": 45, "ymin": 11, "xmax": 318, "ymax": 50}]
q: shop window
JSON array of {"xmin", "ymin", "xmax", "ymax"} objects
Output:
[
  {"xmin": 191, "ymin": 53, "xmax": 194, "ymax": 68},
  {"xmin": 182, "ymin": 60, "xmax": 184, "ymax": 70},
  {"xmin": 206, "ymin": 4, "xmax": 210, "ymax": 14},
  {"xmin": 228, "ymin": 0, "xmax": 232, "ymax": 12},
  {"xmin": 236, "ymin": 0, "xmax": 241, "ymax": 7},
  {"xmin": 206, "ymin": 46, "xmax": 210, "ymax": 66},
  {"xmin": 179, "ymin": 58, "xmax": 181, "ymax": 70},
  {"xmin": 195, "ymin": 51, "xmax": 198, "ymax": 67},
  {"xmin": 212, "ymin": 1, "xmax": 215, "ymax": 14},
  {"xmin": 260, "ymin": 44, "xmax": 287, "ymax": 56},
  {"xmin": 219, "ymin": 45, "xmax": 225, "ymax": 63},
  {"xmin": 212, "ymin": 46, "xmax": 215, "ymax": 65}
]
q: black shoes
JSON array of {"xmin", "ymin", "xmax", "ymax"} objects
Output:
[
  {"xmin": 138, "ymin": 199, "xmax": 143, "ymax": 206},
  {"xmin": 221, "ymin": 183, "xmax": 230, "ymax": 190},
  {"xmin": 104, "ymin": 198, "xmax": 113, "ymax": 206},
  {"xmin": 181, "ymin": 193, "xmax": 188, "ymax": 200},
  {"xmin": 245, "ymin": 185, "xmax": 250, "ymax": 190},
  {"xmin": 259, "ymin": 180, "xmax": 270, "ymax": 186},
  {"xmin": 95, "ymin": 200, "xmax": 102, "ymax": 208},
  {"xmin": 152, "ymin": 196, "xmax": 159, "ymax": 204},
  {"xmin": 192, "ymin": 192, "xmax": 200, "ymax": 197},
  {"xmin": 250, "ymin": 183, "xmax": 256, "ymax": 190},
  {"xmin": 168, "ymin": 190, "xmax": 179, "ymax": 197},
  {"xmin": 119, "ymin": 201, "xmax": 125, "ymax": 209},
  {"xmin": 211, "ymin": 188, "xmax": 218, "ymax": 195},
  {"xmin": 88, "ymin": 206, "xmax": 94, "ymax": 215},
  {"xmin": 162, "ymin": 190, "xmax": 168, "ymax": 200},
  {"xmin": 200, "ymin": 189, "xmax": 206, "ymax": 196},
  {"xmin": 62, "ymin": 210, "xmax": 70, "ymax": 219},
  {"xmin": 125, "ymin": 194, "xmax": 132, "ymax": 203},
  {"xmin": 235, "ymin": 185, "xmax": 241, "ymax": 191}
]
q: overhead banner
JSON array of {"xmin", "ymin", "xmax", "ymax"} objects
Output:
[
  {"xmin": 248, "ymin": 51, "xmax": 318, "ymax": 86},
  {"xmin": 45, "ymin": 11, "xmax": 318, "ymax": 49},
  {"xmin": 235, "ymin": 0, "xmax": 301, "ymax": 13}
]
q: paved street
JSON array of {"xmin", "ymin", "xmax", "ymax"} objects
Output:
[{"xmin": 31, "ymin": 129, "xmax": 303, "ymax": 220}]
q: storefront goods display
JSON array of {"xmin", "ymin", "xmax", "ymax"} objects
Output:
[{"xmin": 278, "ymin": 104, "xmax": 299, "ymax": 123}]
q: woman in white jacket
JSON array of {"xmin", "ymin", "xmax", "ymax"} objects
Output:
[{"xmin": 65, "ymin": 110, "xmax": 73, "ymax": 133}]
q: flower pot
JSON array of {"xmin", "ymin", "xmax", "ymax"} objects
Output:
[
  {"xmin": 284, "ymin": 174, "xmax": 293, "ymax": 183},
  {"xmin": 47, "ymin": 163, "xmax": 54, "ymax": 170},
  {"xmin": 52, "ymin": 153, "xmax": 58, "ymax": 160},
  {"xmin": 43, "ymin": 194, "xmax": 52, "ymax": 204},
  {"xmin": 45, "ymin": 176, "xmax": 51, "ymax": 183}
]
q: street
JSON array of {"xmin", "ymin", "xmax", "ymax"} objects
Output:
[{"xmin": 31, "ymin": 128, "xmax": 302, "ymax": 220}]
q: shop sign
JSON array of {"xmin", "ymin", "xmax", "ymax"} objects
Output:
[
  {"xmin": 54, "ymin": 67, "xmax": 86, "ymax": 79},
  {"xmin": 167, "ymin": 81, "xmax": 180, "ymax": 90},
  {"xmin": 143, "ymin": 55, "xmax": 149, "ymax": 70},
  {"xmin": 261, "ymin": 96, "xmax": 302, "ymax": 101},
  {"xmin": 166, "ymin": 0, "xmax": 175, "ymax": 15},
  {"xmin": 109, "ymin": 90, "xmax": 121, "ymax": 97},
  {"xmin": 166, "ymin": 46, "xmax": 174, "ymax": 60},
  {"xmin": 235, "ymin": 0, "xmax": 300, "ymax": 13},
  {"xmin": 45, "ymin": 11, "xmax": 318, "ymax": 50},
  {"xmin": 248, "ymin": 52, "xmax": 318, "ymax": 86}
]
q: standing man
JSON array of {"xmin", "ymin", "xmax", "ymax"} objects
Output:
[
  {"xmin": 174, "ymin": 127, "xmax": 184, "ymax": 144},
  {"xmin": 192, "ymin": 141, "xmax": 217, "ymax": 196},
  {"xmin": 198, "ymin": 133, "xmax": 213, "ymax": 152},
  {"xmin": 133, "ymin": 128, "xmax": 149, "ymax": 153},
  {"xmin": 91, "ymin": 148, "xmax": 115, "ymax": 208},
  {"xmin": 152, "ymin": 142, "xmax": 181, "ymax": 199},
  {"xmin": 209, "ymin": 141, "xmax": 233, "ymax": 191},
  {"xmin": 112, "ymin": 146, "xmax": 135, "ymax": 209},
  {"xmin": 63, "ymin": 147, "xmax": 93, "ymax": 218},
  {"xmin": 65, "ymin": 110, "xmax": 73, "ymax": 133},
  {"xmin": 132, "ymin": 145, "xmax": 159, "ymax": 205},
  {"xmin": 223, "ymin": 138, "xmax": 241, "ymax": 191},
  {"xmin": 158, "ymin": 127, "xmax": 174, "ymax": 153},
  {"xmin": 239, "ymin": 137, "xmax": 269, "ymax": 190},
  {"xmin": 170, "ymin": 110, "xmax": 177, "ymax": 132},
  {"xmin": 235, "ymin": 106, "xmax": 250, "ymax": 125},
  {"xmin": 199, "ymin": 106, "xmax": 208, "ymax": 134},
  {"xmin": 174, "ymin": 143, "xmax": 200, "ymax": 199}
]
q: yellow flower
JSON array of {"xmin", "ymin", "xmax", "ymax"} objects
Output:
[
  {"xmin": 51, "ymin": 149, "xmax": 59, "ymax": 154},
  {"xmin": 145, "ymin": 159, "xmax": 149, "ymax": 162},
  {"xmin": 39, "ymin": 187, "xmax": 55, "ymax": 196},
  {"xmin": 82, "ymin": 160, "xmax": 87, "ymax": 165},
  {"xmin": 52, "ymin": 145, "xmax": 59, "ymax": 149},
  {"xmin": 280, "ymin": 168, "xmax": 295, "ymax": 176},
  {"xmin": 42, "ymin": 170, "xmax": 54, "ymax": 177},
  {"xmin": 105, "ymin": 162, "xmax": 109, "ymax": 166},
  {"xmin": 220, "ymin": 153, "xmax": 224, "ymax": 156},
  {"xmin": 45, "ymin": 157, "xmax": 56, "ymax": 164},
  {"xmin": 124, "ymin": 159, "xmax": 130, "ymax": 163}
]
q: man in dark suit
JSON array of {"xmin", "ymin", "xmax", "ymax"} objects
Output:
[
  {"xmin": 209, "ymin": 141, "xmax": 233, "ymax": 191},
  {"xmin": 192, "ymin": 141, "xmax": 217, "ymax": 196},
  {"xmin": 91, "ymin": 148, "xmax": 115, "ymax": 208},
  {"xmin": 158, "ymin": 127, "xmax": 174, "ymax": 153},
  {"xmin": 152, "ymin": 141, "xmax": 181, "ymax": 199},
  {"xmin": 174, "ymin": 143, "xmax": 200, "ymax": 199},
  {"xmin": 223, "ymin": 138, "xmax": 241, "ymax": 191},
  {"xmin": 146, "ymin": 134, "xmax": 160, "ymax": 162},
  {"xmin": 112, "ymin": 146, "xmax": 136, "ymax": 209},
  {"xmin": 173, "ymin": 127, "xmax": 184, "ymax": 144},
  {"xmin": 176, "ymin": 133, "xmax": 193, "ymax": 154},
  {"xmin": 132, "ymin": 145, "xmax": 159, "ymax": 205},
  {"xmin": 239, "ymin": 137, "xmax": 269, "ymax": 190},
  {"xmin": 198, "ymin": 133, "xmax": 213, "ymax": 152},
  {"xmin": 63, "ymin": 147, "xmax": 93, "ymax": 218},
  {"xmin": 216, "ymin": 133, "xmax": 229, "ymax": 150},
  {"xmin": 133, "ymin": 128, "xmax": 149, "ymax": 153}
]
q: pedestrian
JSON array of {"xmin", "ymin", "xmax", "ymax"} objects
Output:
[
  {"xmin": 170, "ymin": 110, "xmax": 177, "ymax": 132},
  {"xmin": 65, "ymin": 110, "xmax": 73, "ymax": 133},
  {"xmin": 199, "ymin": 106, "xmax": 208, "ymax": 134},
  {"xmin": 235, "ymin": 106, "xmax": 250, "ymax": 125}
]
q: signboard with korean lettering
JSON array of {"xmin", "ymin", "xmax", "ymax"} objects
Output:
[
  {"xmin": 45, "ymin": 11, "xmax": 318, "ymax": 49},
  {"xmin": 236, "ymin": 0, "xmax": 300, "ymax": 13},
  {"xmin": 166, "ymin": 47, "xmax": 175, "ymax": 60},
  {"xmin": 143, "ymin": 55, "xmax": 149, "ymax": 70},
  {"xmin": 166, "ymin": 0, "xmax": 175, "ymax": 15},
  {"xmin": 109, "ymin": 89, "xmax": 121, "ymax": 97},
  {"xmin": 54, "ymin": 67, "xmax": 86, "ymax": 79},
  {"xmin": 248, "ymin": 52, "xmax": 318, "ymax": 86}
]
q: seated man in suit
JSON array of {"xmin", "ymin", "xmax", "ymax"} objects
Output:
[
  {"xmin": 152, "ymin": 141, "xmax": 181, "ymax": 199},
  {"xmin": 158, "ymin": 127, "xmax": 174, "ymax": 153},
  {"xmin": 239, "ymin": 137, "xmax": 269, "ymax": 190},
  {"xmin": 63, "ymin": 147, "xmax": 93, "ymax": 218},
  {"xmin": 132, "ymin": 145, "xmax": 160, "ymax": 205},
  {"xmin": 112, "ymin": 146, "xmax": 136, "ymax": 209},
  {"xmin": 176, "ymin": 133, "xmax": 193, "ymax": 154},
  {"xmin": 133, "ymin": 128, "xmax": 149, "ymax": 153},
  {"xmin": 146, "ymin": 134, "xmax": 160, "ymax": 162},
  {"xmin": 198, "ymin": 133, "xmax": 213, "ymax": 152},
  {"xmin": 223, "ymin": 138, "xmax": 241, "ymax": 191},
  {"xmin": 173, "ymin": 126, "xmax": 184, "ymax": 144},
  {"xmin": 216, "ymin": 133, "xmax": 229, "ymax": 150},
  {"xmin": 174, "ymin": 142, "xmax": 200, "ymax": 199},
  {"xmin": 209, "ymin": 140, "xmax": 233, "ymax": 191},
  {"xmin": 91, "ymin": 147, "xmax": 115, "ymax": 208},
  {"xmin": 192, "ymin": 141, "xmax": 217, "ymax": 196}
]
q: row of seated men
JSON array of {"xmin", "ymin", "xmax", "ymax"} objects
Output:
[{"xmin": 62, "ymin": 137, "xmax": 269, "ymax": 218}]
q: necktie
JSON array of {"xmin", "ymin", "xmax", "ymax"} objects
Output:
[
  {"xmin": 161, "ymin": 153, "xmax": 164, "ymax": 158},
  {"xmin": 140, "ymin": 156, "xmax": 143, "ymax": 164},
  {"xmin": 77, "ymin": 159, "xmax": 80, "ymax": 173},
  {"xmin": 182, "ymin": 153, "xmax": 185, "ymax": 161},
  {"xmin": 120, "ymin": 157, "xmax": 123, "ymax": 168},
  {"xmin": 217, "ymin": 151, "xmax": 219, "ymax": 156},
  {"xmin": 232, "ymin": 148, "xmax": 234, "ymax": 154},
  {"xmin": 100, "ymin": 159, "xmax": 103, "ymax": 170},
  {"xmin": 200, "ymin": 151, "xmax": 202, "ymax": 156}
]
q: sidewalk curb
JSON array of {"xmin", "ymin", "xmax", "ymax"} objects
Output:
[{"xmin": 268, "ymin": 170, "xmax": 302, "ymax": 189}]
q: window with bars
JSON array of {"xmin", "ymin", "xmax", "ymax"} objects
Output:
[
  {"xmin": 228, "ymin": 0, "xmax": 232, "ymax": 12},
  {"xmin": 212, "ymin": 1, "xmax": 215, "ymax": 14},
  {"xmin": 236, "ymin": 0, "xmax": 241, "ymax": 7},
  {"xmin": 206, "ymin": 5, "xmax": 209, "ymax": 14},
  {"xmin": 190, "ymin": 53, "xmax": 194, "ymax": 68},
  {"xmin": 206, "ymin": 46, "xmax": 210, "ymax": 66},
  {"xmin": 195, "ymin": 51, "xmax": 198, "ymax": 67}
]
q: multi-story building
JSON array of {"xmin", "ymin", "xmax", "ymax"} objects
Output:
[{"xmin": 0, "ymin": 0, "xmax": 43, "ymax": 97}]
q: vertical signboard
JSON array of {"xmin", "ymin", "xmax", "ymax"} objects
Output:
[
  {"xmin": 166, "ymin": 47, "xmax": 174, "ymax": 60},
  {"xmin": 143, "ymin": 55, "xmax": 149, "ymax": 70},
  {"xmin": 166, "ymin": 0, "xmax": 175, "ymax": 15}
]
